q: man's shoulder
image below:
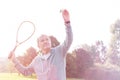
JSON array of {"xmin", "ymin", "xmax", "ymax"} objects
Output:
[
  {"xmin": 51, "ymin": 45, "xmax": 61, "ymax": 51},
  {"xmin": 32, "ymin": 55, "xmax": 40, "ymax": 61}
]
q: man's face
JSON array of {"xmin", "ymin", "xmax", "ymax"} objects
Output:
[{"xmin": 38, "ymin": 35, "xmax": 51, "ymax": 53}]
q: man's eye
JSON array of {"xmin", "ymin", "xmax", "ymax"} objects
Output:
[{"xmin": 40, "ymin": 40, "xmax": 44, "ymax": 42}]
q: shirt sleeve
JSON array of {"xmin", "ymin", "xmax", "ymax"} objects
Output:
[
  {"xmin": 13, "ymin": 58, "xmax": 34, "ymax": 76},
  {"xmin": 60, "ymin": 23, "xmax": 73, "ymax": 57}
]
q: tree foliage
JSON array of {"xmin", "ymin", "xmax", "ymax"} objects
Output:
[
  {"xmin": 17, "ymin": 46, "xmax": 37, "ymax": 66},
  {"xmin": 109, "ymin": 19, "xmax": 120, "ymax": 66},
  {"xmin": 66, "ymin": 47, "xmax": 94, "ymax": 78},
  {"xmin": 49, "ymin": 35, "xmax": 60, "ymax": 48},
  {"xmin": 75, "ymin": 48, "xmax": 94, "ymax": 78},
  {"xmin": 95, "ymin": 40, "xmax": 107, "ymax": 63},
  {"xmin": 66, "ymin": 53, "xmax": 77, "ymax": 78}
]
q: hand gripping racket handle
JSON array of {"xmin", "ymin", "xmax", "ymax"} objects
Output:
[{"xmin": 8, "ymin": 45, "xmax": 17, "ymax": 59}]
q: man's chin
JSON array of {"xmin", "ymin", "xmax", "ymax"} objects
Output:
[{"xmin": 44, "ymin": 47, "xmax": 51, "ymax": 51}]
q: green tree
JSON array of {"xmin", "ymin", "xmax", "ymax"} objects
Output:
[
  {"xmin": 49, "ymin": 35, "xmax": 60, "ymax": 47},
  {"xmin": 109, "ymin": 19, "xmax": 120, "ymax": 66},
  {"xmin": 66, "ymin": 53, "xmax": 77, "ymax": 78},
  {"xmin": 75, "ymin": 48, "xmax": 94, "ymax": 78},
  {"xmin": 80, "ymin": 44, "xmax": 97, "ymax": 61},
  {"xmin": 95, "ymin": 40, "xmax": 107, "ymax": 63}
]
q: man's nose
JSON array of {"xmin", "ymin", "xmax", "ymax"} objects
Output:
[{"xmin": 44, "ymin": 40, "xmax": 48, "ymax": 43}]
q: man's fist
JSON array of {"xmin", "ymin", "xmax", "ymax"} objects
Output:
[{"xmin": 61, "ymin": 9, "xmax": 70, "ymax": 23}]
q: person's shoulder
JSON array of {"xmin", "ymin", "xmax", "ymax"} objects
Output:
[
  {"xmin": 51, "ymin": 45, "xmax": 62, "ymax": 54},
  {"xmin": 32, "ymin": 55, "xmax": 40, "ymax": 62},
  {"xmin": 51, "ymin": 45, "xmax": 61, "ymax": 50}
]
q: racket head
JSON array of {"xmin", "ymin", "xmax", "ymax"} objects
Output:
[
  {"xmin": 8, "ymin": 21, "xmax": 36, "ymax": 59},
  {"xmin": 16, "ymin": 21, "xmax": 35, "ymax": 45}
]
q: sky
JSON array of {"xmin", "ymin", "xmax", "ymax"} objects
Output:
[{"xmin": 0, "ymin": 0, "xmax": 120, "ymax": 57}]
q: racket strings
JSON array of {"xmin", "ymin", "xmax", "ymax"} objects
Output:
[{"xmin": 16, "ymin": 21, "xmax": 35, "ymax": 45}]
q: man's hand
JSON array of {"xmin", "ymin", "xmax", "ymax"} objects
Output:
[
  {"xmin": 9, "ymin": 51, "xmax": 15, "ymax": 62},
  {"xmin": 61, "ymin": 9, "xmax": 70, "ymax": 23}
]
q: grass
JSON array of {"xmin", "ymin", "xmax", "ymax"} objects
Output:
[
  {"xmin": 0, "ymin": 73, "xmax": 82, "ymax": 80},
  {"xmin": 0, "ymin": 73, "xmax": 35, "ymax": 80}
]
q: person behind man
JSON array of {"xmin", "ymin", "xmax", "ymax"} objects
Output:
[{"xmin": 11, "ymin": 9, "xmax": 73, "ymax": 80}]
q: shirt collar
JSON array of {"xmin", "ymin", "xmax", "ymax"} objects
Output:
[{"xmin": 39, "ymin": 52, "xmax": 51, "ymax": 60}]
